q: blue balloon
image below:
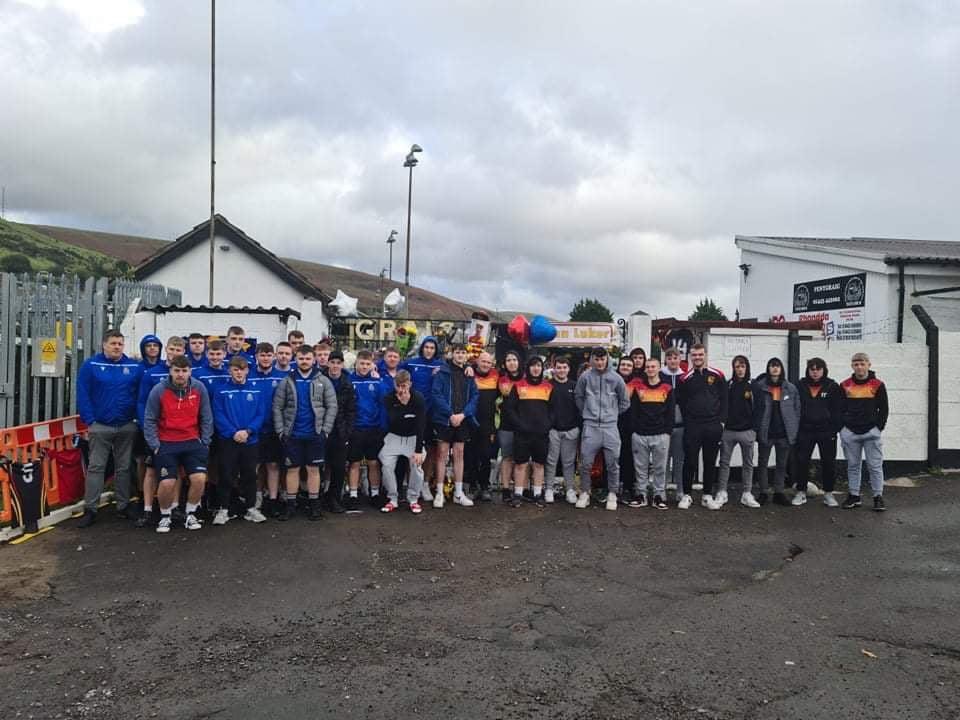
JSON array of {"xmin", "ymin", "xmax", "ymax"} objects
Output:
[{"xmin": 529, "ymin": 315, "xmax": 557, "ymax": 345}]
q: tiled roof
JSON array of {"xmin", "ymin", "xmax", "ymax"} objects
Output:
[{"xmin": 737, "ymin": 235, "xmax": 960, "ymax": 264}]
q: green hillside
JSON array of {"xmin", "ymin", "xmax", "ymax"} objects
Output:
[{"xmin": 0, "ymin": 219, "xmax": 131, "ymax": 277}]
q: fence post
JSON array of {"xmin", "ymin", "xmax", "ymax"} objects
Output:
[{"xmin": 0, "ymin": 274, "xmax": 16, "ymax": 426}]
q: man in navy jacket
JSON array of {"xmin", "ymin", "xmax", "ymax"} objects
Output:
[{"xmin": 76, "ymin": 329, "xmax": 143, "ymax": 527}]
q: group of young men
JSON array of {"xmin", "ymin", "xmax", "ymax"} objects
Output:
[{"xmin": 74, "ymin": 324, "xmax": 891, "ymax": 534}]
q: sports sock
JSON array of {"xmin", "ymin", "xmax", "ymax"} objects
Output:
[
  {"xmin": 350, "ymin": 489, "xmax": 359, "ymax": 498},
  {"xmin": 514, "ymin": 487, "xmax": 523, "ymax": 496},
  {"xmin": 143, "ymin": 504, "xmax": 153, "ymax": 513},
  {"xmin": 532, "ymin": 485, "xmax": 542, "ymax": 497},
  {"xmin": 308, "ymin": 492, "xmax": 319, "ymax": 500},
  {"xmin": 185, "ymin": 502, "xmax": 199, "ymax": 514},
  {"xmin": 454, "ymin": 481, "xmax": 464, "ymax": 496}
]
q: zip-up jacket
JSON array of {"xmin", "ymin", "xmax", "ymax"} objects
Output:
[
  {"xmin": 383, "ymin": 389, "xmax": 428, "ymax": 453},
  {"xmin": 659, "ymin": 367, "xmax": 685, "ymax": 427},
  {"xmin": 575, "ymin": 366, "xmax": 630, "ymax": 427},
  {"xmin": 189, "ymin": 353, "xmax": 207, "ymax": 369},
  {"xmin": 497, "ymin": 370, "xmax": 523, "ymax": 431},
  {"xmin": 504, "ymin": 376, "xmax": 554, "ymax": 435},
  {"xmin": 753, "ymin": 375, "xmax": 801, "ymax": 444},
  {"xmin": 725, "ymin": 377, "xmax": 755, "ymax": 432},
  {"xmin": 473, "ymin": 367, "xmax": 501, "ymax": 434},
  {"xmin": 77, "ymin": 352, "xmax": 143, "ymax": 426},
  {"xmin": 213, "ymin": 379, "xmax": 266, "ymax": 444},
  {"xmin": 678, "ymin": 366, "xmax": 728, "ymax": 425},
  {"xmin": 138, "ymin": 334, "xmax": 163, "ymax": 367},
  {"xmin": 143, "ymin": 377, "xmax": 213, "ymax": 451},
  {"xmin": 840, "ymin": 372, "xmax": 889, "ymax": 434},
  {"xmin": 618, "ymin": 371, "xmax": 635, "ymax": 438},
  {"xmin": 431, "ymin": 362, "xmax": 479, "ymax": 427},
  {"xmin": 627, "ymin": 377, "xmax": 676, "ymax": 436},
  {"xmin": 350, "ymin": 371, "xmax": 387, "ymax": 430},
  {"xmin": 273, "ymin": 370, "xmax": 338, "ymax": 438},
  {"xmin": 246, "ymin": 366, "xmax": 287, "ymax": 433},
  {"xmin": 401, "ymin": 336, "xmax": 444, "ymax": 408},
  {"xmin": 194, "ymin": 364, "xmax": 229, "ymax": 393},
  {"xmin": 327, "ymin": 373, "xmax": 357, "ymax": 442},
  {"xmin": 798, "ymin": 376, "xmax": 843, "ymax": 434},
  {"xmin": 225, "ymin": 347, "xmax": 256, "ymax": 366},
  {"xmin": 137, "ymin": 360, "xmax": 169, "ymax": 426},
  {"xmin": 548, "ymin": 377, "xmax": 580, "ymax": 431}
]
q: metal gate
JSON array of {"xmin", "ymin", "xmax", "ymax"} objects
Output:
[{"xmin": 0, "ymin": 272, "xmax": 181, "ymax": 427}]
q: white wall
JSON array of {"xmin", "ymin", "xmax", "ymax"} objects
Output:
[
  {"xmin": 153, "ymin": 311, "xmax": 292, "ymax": 346},
  {"xmin": 142, "ymin": 233, "xmax": 307, "ymax": 311},
  {"xmin": 706, "ymin": 327, "xmax": 789, "ymax": 378},
  {"xmin": 626, "ymin": 313, "xmax": 652, "ymax": 354},
  {"xmin": 940, "ymin": 331, "xmax": 960, "ymax": 452}
]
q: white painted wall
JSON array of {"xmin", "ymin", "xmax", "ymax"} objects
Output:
[
  {"xmin": 296, "ymin": 299, "xmax": 329, "ymax": 342},
  {"xmin": 939, "ymin": 331, "xmax": 960, "ymax": 453},
  {"xmin": 141, "ymin": 233, "xmax": 308, "ymax": 311},
  {"xmin": 626, "ymin": 313, "xmax": 652, "ymax": 354},
  {"xmin": 705, "ymin": 327, "xmax": 790, "ymax": 378}
]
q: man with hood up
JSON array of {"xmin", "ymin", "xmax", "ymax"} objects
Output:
[
  {"xmin": 794, "ymin": 357, "xmax": 843, "ymax": 507},
  {"xmin": 497, "ymin": 350, "xmax": 524, "ymax": 502},
  {"xmin": 715, "ymin": 354, "xmax": 759, "ymax": 508},
  {"xmin": 402, "ymin": 336, "xmax": 445, "ymax": 501},
  {"xmin": 503, "ymin": 356, "xmax": 554, "ymax": 507},
  {"xmin": 753, "ymin": 357, "xmax": 801, "ymax": 506}
]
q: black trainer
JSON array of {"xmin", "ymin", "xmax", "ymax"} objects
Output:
[
  {"xmin": 842, "ymin": 494, "xmax": 862, "ymax": 509},
  {"xmin": 278, "ymin": 500, "xmax": 296, "ymax": 521},
  {"xmin": 325, "ymin": 493, "xmax": 345, "ymax": 514},
  {"xmin": 477, "ymin": 489, "xmax": 493, "ymax": 503},
  {"xmin": 756, "ymin": 492, "xmax": 769, "ymax": 506},
  {"xmin": 652, "ymin": 495, "xmax": 668, "ymax": 510},
  {"xmin": 77, "ymin": 509, "xmax": 97, "ymax": 528},
  {"xmin": 134, "ymin": 511, "xmax": 153, "ymax": 528},
  {"xmin": 873, "ymin": 495, "xmax": 886, "ymax": 512},
  {"xmin": 308, "ymin": 498, "xmax": 323, "ymax": 521},
  {"xmin": 115, "ymin": 505, "xmax": 132, "ymax": 520},
  {"xmin": 344, "ymin": 495, "xmax": 361, "ymax": 512},
  {"xmin": 773, "ymin": 492, "xmax": 791, "ymax": 506},
  {"xmin": 510, "ymin": 494, "xmax": 524, "ymax": 508},
  {"xmin": 534, "ymin": 492, "xmax": 546, "ymax": 508}
]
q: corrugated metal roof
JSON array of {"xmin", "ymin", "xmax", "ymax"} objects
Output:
[
  {"xmin": 143, "ymin": 305, "xmax": 302, "ymax": 319},
  {"xmin": 738, "ymin": 235, "xmax": 960, "ymax": 264}
]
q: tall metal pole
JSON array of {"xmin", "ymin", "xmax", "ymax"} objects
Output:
[
  {"xmin": 388, "ymin": 242, "xmax": 393, "ymax": 280},
  {"xmin": 207, "ymin": 0, "xmax": 216, "ymax": 305},
  {"xmin": 404, "ymin": 164, "xmax": 413, "ymax": 290}
]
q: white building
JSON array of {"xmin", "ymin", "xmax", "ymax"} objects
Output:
[
  {"xmin": 735, "ymin": 236, "xmax": 960, "ymax": 343},
  {"xmin": 134, "ymin": 214, "xmax": 329, "ymax": 340}
]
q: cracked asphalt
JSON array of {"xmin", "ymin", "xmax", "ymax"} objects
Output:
[{"xmin": 1, "ymin": 474, "xmax": 958, "ymax": 720}]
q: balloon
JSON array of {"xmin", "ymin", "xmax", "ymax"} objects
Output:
[
  {"xmin": 383, "ymin": 288, "xmax": 405, "ymax": 315},
  {"xmin": 328, "ymin": 289, "xmax": 359, "ymax": 317},
  {"xmin": 507, "ymin": 315, "xmax": 530, "ymax": 345},
  {"xmin": 529, "ymin": 315, "xmax": 557, "ymax": 345}
]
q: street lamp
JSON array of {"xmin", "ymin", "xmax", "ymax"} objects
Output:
[
  {"xmin": 386, "ymin": 229, "xmax": 398, "ymax": 280},
  {"xmin": 403, "ymin": 144, "xmax": 422, "ymax": 293}
]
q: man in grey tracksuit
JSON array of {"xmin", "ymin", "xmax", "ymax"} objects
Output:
[
  {"xmin": 753, "ymin": 357, "xmax": 800, "ymax": 506},
  {"xmin": 574, "ymin": 347, "xmax": 630, "ymax": 510},
  {"xmin": 659, "ymin": 347, "xmax": 685, "ymax": 498}
]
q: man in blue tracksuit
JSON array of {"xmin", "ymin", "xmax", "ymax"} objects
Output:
[
  {"xmin": 401, "ymin": 336, "xmax": 445, "ymax": 496},
  {"xmin": 431, "ymin": 344, "xmax": 479, "ymax": 508},
  {"xmin": 211, "ymin": 356, "xmax": 268, "ymax": 526},
  {"xmin": 76, "ymin": 329, "xmax": 144, "ymax": 527},
  {"xmin": 133, "ymin": 335, "xmax": 186, "ymax": 527},
  {"xmin": 346, "ymin": 350, "xmax": 387, "ymax": 510},
  {"xmin": 245, "ymin": 342, "xmax": 287, "ymax": 515}
]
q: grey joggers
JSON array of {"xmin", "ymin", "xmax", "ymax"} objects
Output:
[
  {"xmin": 717, "ymin": 428, "xmax": 756, "ymax": 494},
  {"xmin": 631, "ymin": 433, "xmax": 670, "ymax": 498},
  {"xmin": 84, "ymin": 421, "xmax": 138, "ymax": 511},
  {"xmin": 579, "ymin": 424, "xmax": 621, "ymax": 495}
]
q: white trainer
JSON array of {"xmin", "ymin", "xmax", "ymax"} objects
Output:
[
  {"xmin": 678, "ymin": 494, "xmax": 693, "ymax": 510},
  {"xmin": 805, "ymin": 481, "xmax": 824, "ymax": 497},
  {"xmin": 185, "ymin": 513, "xmax": 202, "ymax": 531},
  {"xmin": 791, "ymin": 493, "xmax": 808, "ymax": 506},
  {"xmin": 433, "ymin": 493, "xmax": 445, "ymax": 509},
  {"xmin": 244, "ymin": 507, "xmax": 267, "ymax": 523},
  {"xmin": 605, "ymin": 492, "xmax": 617, "ymax": 511},
  {"xmin": 701, "ymin": 494, "xmax": 720, "ymax": 510},
  {"xmin": 544, "ymin": 488, "xmax": 555, "ymax": 504},
  {"xmin": 156, "ymin": 516, "xmax": 172, "ymax": 533},
  {"xmin": 823, "ymin": 492, "xmax": 839, "ymax": 508},
  {"xmin": 740, "ymin": 492, "xmax": 761, "ymax": 508},
  {"xmin": 575, "ymin": 492, "xmax": 591, "ymax": 509},
  {"xmin": 454, "ymin": 494, "xmax": 474, "ymax": 507},
  {"xmin": 566, "ymin": 489, "xmax": 578, "ymax": 505},
  {"xmin": 212, "ymin": 509, "xmax": 230, "ymax": 526},
  {"xmin": 421, "ymin": 485, "xmax": 434, "ymax": 503},
  {"xmin": 715, "ymin": 490, "xmax": 729, "ymax": 506}
]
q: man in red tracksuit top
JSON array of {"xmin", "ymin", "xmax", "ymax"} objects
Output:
[{"xmin": 144, "ymin": 355, "xmax": 214, "ymax": 534}]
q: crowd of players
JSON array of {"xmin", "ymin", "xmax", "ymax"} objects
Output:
[{"xmin": 74, "ymin": 325, "xmax": 891, "ymax": 533}]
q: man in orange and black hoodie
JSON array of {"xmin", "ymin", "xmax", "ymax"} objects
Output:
[
  {"xmin": 504, "ymin": 356, "xmax": 553, "ymax": 508},
  {"xmin": 839, "ymin": 352, "xmax": 889, "ymax": 511},
  {"xmin": 794, "ymin": 357, "xmax": 843, "ymax": 507},
  {"xmin": 466, "ymin": 352, "xmax": 499, "ymax": 502},
  {"xmin": 626, "ymin": 357, "xmax": 675, "ymax": 509}
]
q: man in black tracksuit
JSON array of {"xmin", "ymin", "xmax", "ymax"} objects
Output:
[
  {"xmin": 323, "ymin": 351, "xmax": 356, "ymax": 513},
  {"xmin": 677, "ymin": 343, "xmax": 727, "ymax": 510},
  {"xmin": 545, "ymin": 355, "xmax": 580, "ymax": 504},
  {"xmin": 715, "ymin": 355, "xmax": 757, "ymax": 507},
  {"xmin": 794, "ymin": 357, "xmax": 843, "ymax": 507},
  {"xmin": 466, "ymin": 352, "xmax": 499, "ymax": 502}
]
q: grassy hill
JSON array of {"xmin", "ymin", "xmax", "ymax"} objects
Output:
[{"xmin": 0, "ymin": 219, "xmax": 132, "ymax": 277}]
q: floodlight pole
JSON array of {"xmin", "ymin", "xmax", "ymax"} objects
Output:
[{"xmin": 208, "ymin": 0, "xmax": 217, "ymax": 305}]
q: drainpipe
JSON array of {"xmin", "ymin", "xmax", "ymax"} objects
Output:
[
  {"xmin": 787, "ymin": 329, "xmax": 800, "ymax": 385},
  {"xmin": 896, "ymin": 262, "xmax": 906, "ymax": 343},
  {"xmin": 911, "ymin": 305, "xmax": 938, "ymax": 469}
]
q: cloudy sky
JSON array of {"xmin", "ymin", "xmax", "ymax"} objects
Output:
[{"xmin": 4, "ymin": 0, "xmax": 959, "ymax": 319}]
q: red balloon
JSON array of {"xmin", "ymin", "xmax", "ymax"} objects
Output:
[{"xmin": 507, "ymin": 315, "xmax": 530, "ymax": 345}]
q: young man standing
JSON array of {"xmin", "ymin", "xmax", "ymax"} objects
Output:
[
  {"xmin": 545, "ymin": 355, "xmax": 580, "ymax": 505},
  {"xmin": 246, "ymin": 342, "xmax": 286, "ymax": 515},
  {"xmin": 212, "ymin": 356, "xmax": 268, "ymax": 524},
  {"xmin": 467, "ymin": 351, "xmax": 499, "ymax": 503},
  {"xmin": 627, "ymin": 357, "xmax": 675, "ymax": 510},
  {"xmin": 574, "ymin": 347, "xmax": 630, "ymax": 511},
  {"xmin": 287, "ymin": 330, "xmax": 305, "ymax": 355},
  {"xmin": 273, "ymin": 347, "xmax": 338, "ymax": 520},
  {"xmin": 379, "ymin": 370, "xmax": 427, "ymax": 514},
  {"xmin": 839, "ymin": 353, "xmax": 889, "ymax": 511},
  {"xmin": 376, "ymin": 346, "xmax": 402, "ymax": 393},
  {"xmin": 431, "ymin": 344, "xmax": 479, "ymax": 508},
  {"xmin": 133, "ymin": 333, "xmax": 164, "ymax": 523},
  {"xmin": 794, "ymin": 358, "xmax": 843, "ymax": 507},
  {"xmin": 324, "ymin": 350, "xmax": 356, "ymax": 513},
  {"xmin": 754, "ymin": 358, "xmax": 801, "ymax": 506},
  {"xmin": 504, "ymin": 356, "xmax": 553, "ymax": 507},
  {"xmin": 76, "ymin": 329, "xmax": 143, "ymax": 526},
  {"xmin": 187, "ymin": 333, "xmax": 207, "ymax": 368},
  {"xmin": 497, "ymin": 351, "xmax": 524, "ymax": 503},
  {"xmin": 313, "ymin": 342, "xmax": 331, "ymax": 372},
  {"xmin": 274, "ymin": 341, "xmax": 294, "ymax": 373},
  {"xmin": 143, "ymin": 355, "xmax": 213, "ymax": 533},
  {"xmin": 716, "ymin": 355, "xmax": 759, "ymax": 508},
  {"xmin": 346, "ymin": 350, "xmax": 386, "ymax": 510},
  {"xmin": 225, "ymin": 326, "xmax": 255, "ymax": 365},
  {"xmin": 135, "ymin": 336, "xmax": 186, "ymax": 527},
  {"xmin": 195, "ymin": 340, "xmax": 230, "ymax": 392},
  {"xmin": 677, "ymin": 344, "xmax": 726, "ymax": 510},
  {"xmin": 660, "ymin": 348, "xmax": 686, "ymax": 498},
  {"xmin": 402, "ymin": 336, "xmax": 445, "ymax": 500}
]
